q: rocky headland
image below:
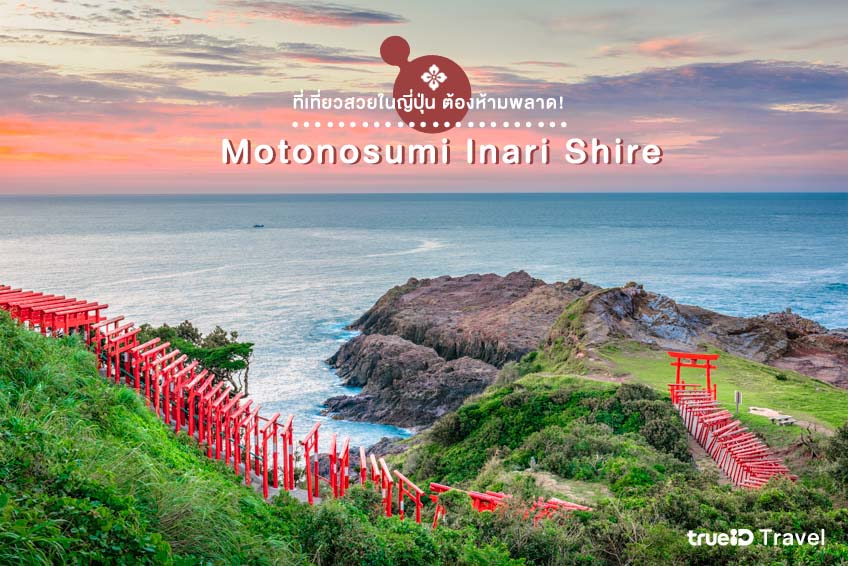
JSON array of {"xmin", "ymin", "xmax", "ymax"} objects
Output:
[{"xmin": 323, "ymin": 272, "xmax": 848, "ymax": 429}]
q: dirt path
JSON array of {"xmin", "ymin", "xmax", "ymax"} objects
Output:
[{"xmin": 686, "ymin": 434, "xmax": 731, "ymax": 484}]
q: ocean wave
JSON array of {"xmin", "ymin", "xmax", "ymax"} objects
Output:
[
  {"xmin": 365, "ymin": 239, "xmax": 445, "ymax": 258},
  {"xmin": 101, "ymin": 265, "xmax": 231, "ymax": 286}
]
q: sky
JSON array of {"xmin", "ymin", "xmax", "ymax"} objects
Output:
[{"xmin": 1, "ymin": 0, "xmax": 847, "ymax": 193}]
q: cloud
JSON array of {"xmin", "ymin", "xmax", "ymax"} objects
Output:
[
  {"xmin": 635, "ymin": 37, "xmax": 744, "ymax": 59},
  {"xmin": 277, "ymin": 42, "xmax": 381, "ymax": 65},
  {"xmin": 0, "ymin": 60, "xmax": 226, "ymax": 115},
  {"xmin": 513, "ymin": 60, "xmax": 574, "ymax": 69},
  {"xmin": 631, "ymin": 116, "xmax": 691, "ymax": 124},
  {"xmin": 769, "ymin": 103, "xmax": 842, "ymax": 113},
  {"xmin": 541, "ymin": 9, "xmax": 642, "ymax": 35},
  {"xmin": 786, "ymin": 34, "xmax": 848, "ymax": 51},
  {"xmin": 226, "ymin": 1, "xmax": 407, "ymax": 26},
  {"xmin": 8, "ymin": 28, "xmax": 379, "ymax": 73},
  {"xmin": 567, "ymin": 61, "xmax": 848, "ymax": 113},
  {"xmin": 163, "ymin": 62, "xmax": 270, "ymax": 74},
  {"xmin": 16, "ymin": 2, "xmax": 203, "ymax": 25},
  {"xmin": 98, "ymin": 6, "xmax": 205, "ymax": 25}
]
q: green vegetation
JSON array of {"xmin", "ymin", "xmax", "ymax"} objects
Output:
[
  {"xmin": 517, "ymin": 298, "xmax": 589, "ymax": 376},
  {"xmin": 0, "ymin": 313, "xmax": 515, "ymax": 564},
  {"xmin": 386, "ymin": 324, "xmax": 848, "ymax": 564},
  {"xmin": 3, "ymin": 308, "xmax": 848, "ymax": 564},
  {"xmin": 601, "ymin": 341, "xmax": 848, "ymax": 431},
  {"xmin": 138, "ymin": 320, "xmax": 254, "ymax": 395},
  {"xmin": 401, "ymin": 376, "xmax": 691, "ymax": 493},
  {"xmin": 394, "ymin": 360, "xmax": 848, "ymax": 564}
]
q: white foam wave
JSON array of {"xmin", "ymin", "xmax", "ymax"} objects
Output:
[
  {"xmin": 102, "ymin": 265, "xmax": 232, "ymax": 286},
  {"xmin": 365, "ymin": 239, "xmax": 445, "ymax": 258}
]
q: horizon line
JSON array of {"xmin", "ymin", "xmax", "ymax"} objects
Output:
[{"xmin": 1, "ymin": 190, "xmax": 847, "ymax": 198}]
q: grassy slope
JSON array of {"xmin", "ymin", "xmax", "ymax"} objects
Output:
[
  {"xmin": 394, "ymin": 363, "xmax": 848, "ymax": 564},
  {"xmin": 600, "ymin": 341, "xmax": 848, "ymax": 433},
  {"xmin": 3, "ymin": 302, "xmax": 847, "ymax": 565},
  {"xmin": 0, "ymin": 313, "xmax": 519, "ymax": 565}
]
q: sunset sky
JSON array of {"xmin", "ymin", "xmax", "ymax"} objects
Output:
[{"xmin": 1, "ymin": 0, "xmax": 847, "ymax": 193}]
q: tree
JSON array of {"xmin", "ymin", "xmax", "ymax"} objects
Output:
[
  {"xmin": 826, "ymin": 423, "xmax": 848, "ymax": 490},
  {"xmin": 137, "ymin": 321, "xmax": 253, "ymax": 395}
]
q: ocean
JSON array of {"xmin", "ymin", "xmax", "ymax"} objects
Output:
[{"xmin": 0, "ymin": 193, "xmax": 845, "ymax": 449}]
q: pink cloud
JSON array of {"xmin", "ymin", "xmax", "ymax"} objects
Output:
[
  {"xmin": 227, "ymin": 1, "xmax": 407, "ymax": 27},
  {"xmin": 636, "ymin": 37, "xmax": 743, "ymax": 59}
]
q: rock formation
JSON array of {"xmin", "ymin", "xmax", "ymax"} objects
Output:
[{"xmin": 324, "ymin": 272, "xmax": 848, "ymax": 428}]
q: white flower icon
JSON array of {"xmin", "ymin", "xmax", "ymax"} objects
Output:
[{"xmin": 421, "ymin": 64, "xmax": 447, "ymax": 91}]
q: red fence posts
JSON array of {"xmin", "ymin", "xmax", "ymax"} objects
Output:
[
  {"xmin": 209, "ymin": 386, "xmax": 230, "ymax": 460},
  {"xmin": 259, "ymin": 413, "xmax": 280, "ymax": 499},
  {"xmin": 222, "ymin": 393, "xmax": 246, "ymax": 463},
  {"xmin": 242, "ymin": 406, "xmax": 261, "ymax": 486},
  {"xmin": 300, "ymin": 423, "xmax": 320, "ymax": 504},
  {"xmin": 187, "ymin": 371, "xmax": 211, "ymax": 438},
  {"xmin": 428, "ymin": 483, "xmax": 451, "ymax": 528},
  {"xmin": 360, "ymin": 446, "xmax": 368, "ymax": 487},
  {"xmin": 281, "ymin": 415, "xmax": 295, "ymax": 491},
  {"xmin": 378, "ymin": 458, "xmax": 394, "ymax": 517},
  {"xmin": 338, "ymin": 438, "xmax": 350, "ymax": 497},
  {"xmin": 667, "ymin": 351, "xmax": 795, "ymax": 488},
  {"xmin": 393, "ymin": 470, "xmax": 424, "ymax": 523},
  {"xmin": 327, "ymin": 434, "xmax": 338, "ymax": 498},
  {"xmin": 668, "ymin": 351, "xmax": 720, "ymax": 400}
]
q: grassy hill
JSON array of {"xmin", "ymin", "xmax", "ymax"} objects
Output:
[
  {"xmin": 0, "ymin": 313, "xmax": 517, "ymax": 565},
  {"xmin": 392, "ymin": 348, "xmax": 848, "ymax": 564},
  {"xmin": 600, "ymin": 341, "xmax": 848, "ymax": 432},
  {"xmin": 2, "ymin": 310, "xmax": 848, "ymax": 564}
]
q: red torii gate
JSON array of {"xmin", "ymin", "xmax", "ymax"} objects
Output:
[
  {"xmin": 1, "ymin": 283, "xmax": 603, "ymax": 525},
  {"xmin": 393, "ymin": 470, "xmax": 424, "ymax": 523},
  {"xmin": 300, "ymin": 423, "xmax": 320, "ymax": 505},
  {"xmin": 280, "ymin": 415, "xmax": 295, "ymax": 491},
  {"xmin": 258, "ymin": 413, "xmax": 281, "ymax": 499},
  {"xmin": 527, "ymin": 497, "xmax": 593, "ymax": 526},
  {"xmin": 668, "ymin": 351, "xmax": 795, "ymax": 488},
  {"xmin": 102, "ymin": 322, "xmax": 140, "ymax": 384},
  {"xmin": 91, "ymin": 316, "xmax": 125, "ymax": 368},
  {"xmin": 668, "ymin": 351, "xmax": 719, "ymax": 400}
]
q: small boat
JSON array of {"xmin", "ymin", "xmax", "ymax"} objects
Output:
[{"xmin": 253, "ymin": 224, "xmax": 265, "ymax": 228}]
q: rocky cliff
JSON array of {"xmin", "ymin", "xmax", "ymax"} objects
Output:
[
  {"xmin": 557, "ymin": 283, "xmax": 848, "ymax": 387},
  {"xmin": 324, "ymin": 334, "xmax": 497, "ymax": 428},
  {"xmin": 351, "ymin": 271, "xmax": 599, "ymax": 366},
  {"xmin": 324, "ymin": 273, "xmax": 848, "ymax": 429}
]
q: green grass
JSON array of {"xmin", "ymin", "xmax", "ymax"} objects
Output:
[
  {"xmin": 3, "ymin": 308, "xmax": 848, "ymax": 565},
  {"xmin": 0, "ymin": 312, "xmax": 518, "ymax": 565},
  {"xmin": 600, "ymin": 341, "xmax": 848, "ymax": 432},
  {"xmin": 398, "ymin": 374, "xmax": 694, "ymax": 494}
]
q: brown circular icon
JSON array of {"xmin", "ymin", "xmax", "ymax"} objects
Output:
[{"xmin": 381, "ymin": 36, "xmax": 471, "ymax": 134}]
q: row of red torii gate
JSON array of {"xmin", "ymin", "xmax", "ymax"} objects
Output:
[{"xmin": 0, "ymin": 284, "xmax": 591, "ymax": 527}]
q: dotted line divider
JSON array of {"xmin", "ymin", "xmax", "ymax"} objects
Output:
[{"xmin": 292, "ymin": 120, "xmax": 568, "ymax": 129}]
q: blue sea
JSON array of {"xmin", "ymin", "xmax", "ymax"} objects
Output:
[{"xmin": 0, "ymin": 193, "xmax": 845, "ymax": 449}]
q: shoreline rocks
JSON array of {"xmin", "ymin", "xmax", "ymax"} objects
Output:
[
  {"xmin": 350, "ymin": 271, "xmax": 599, "ymax": 367},
  {"xmin": 324, "ymin": 333, "xmax": 497, "ymax": 428},
  {"xmin": 322, "ymin": 272, "xmax": 848, "ymax": 429}
]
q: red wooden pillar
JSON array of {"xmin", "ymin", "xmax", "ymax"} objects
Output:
[
  {"xmin": 210, "ymin": 387, "xmax": 231, "ymax": 460},
  {"xmin": 187, "ymin": 372, "xmax": 212, "ymax": 438},
  {"xmin": 300, "ymin": 423, "xmax": 320, "ymax": 504},
  {"xmin": 259, "ymin": 413, "xmax": 280, "ymax": 498},
  {"xmin": 281, "ymin": 415, "xmax": 294, "ymax": 491},
  {"xmin": 242, "ymin": 407, "xmax": 260, "ymax": 486},
  {"xmin": 328, "ymin": 434, "xmax": 338, "ymax": 498},
  {"xmin": 339, "ymin": 438, "xmax": 350, "ymax": 496},
  {"xmin": 394, "ymin": 470, "xmax": 424, "ymax": 524},
  {"xmin": 224, "ymin": 396, "xmax": 248, "ymax": 464},
  {"xmin": 378, "ymin": 458, "xmax": 394, "ymax": 517},
  {"xmin": 360, "ymin": 446, "xmax": 368, "ymax": 486}
]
